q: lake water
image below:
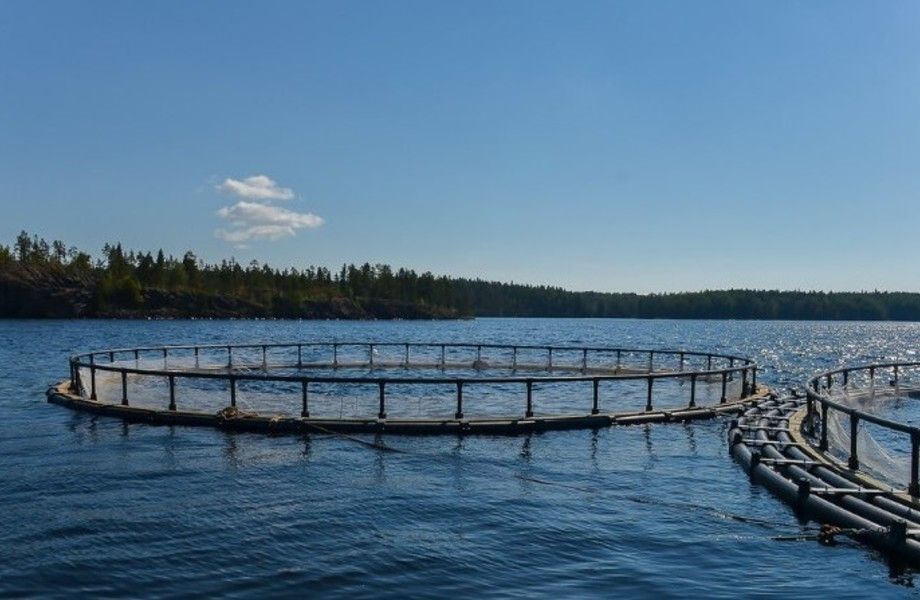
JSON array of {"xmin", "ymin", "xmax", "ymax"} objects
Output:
[{"xmin": 2, "ymin": 318, "xmax": 920, "ymax": 598}]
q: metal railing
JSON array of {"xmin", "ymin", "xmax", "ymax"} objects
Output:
[
  {"xmin": 68, "ymin": 342, "xmax": 758, "ymax": 421},
  {"xmin": 806, "ymin": 361, "xmax": 920, "ymax": 497}
]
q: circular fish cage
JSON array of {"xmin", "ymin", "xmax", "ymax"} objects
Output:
[{"xmin": 49, "ymin": 342, "xmax": 766, "ymax": 434}]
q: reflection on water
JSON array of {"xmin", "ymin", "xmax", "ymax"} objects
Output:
[{"xmin": 2, "ymin": 318, "xmax": 920, "ymax": 598}]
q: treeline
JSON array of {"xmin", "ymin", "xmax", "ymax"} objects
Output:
[{"xmin": 3, "ymin": 230, "xmax": 920, "ymax": 320}]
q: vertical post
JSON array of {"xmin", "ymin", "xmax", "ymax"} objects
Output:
[
  {"xmin": 440, "ymin": 345, "xmax": 446, "ymax": 370},
  {"xmin": 332, "ymin": 343, "xmax": 339, "ymax": 367},
  {"xmin": 616, "ymin": 350, "xmax": 622, "ymax": 370},
  {"xmin": 689, "ymin": 374, "xmax": 697, "ymax": 408},
  {"xmin": 511, "ymin": 347, "xmax": 517, "ymax": 370},
  {"xmin": 720, "ymin": 371, "xmax": 727, "ymax": 404},
  {"xmin": 455, "ymin": 382, "xmax": 464, "ymax": 419},
  {"xmin": 476, "ymin": 345, "xmax": 482, "ymax": 364},
  {"xmin": 869, "ymin": 367, "xmax": 876, "ymax": 399},
  {"xmin": 194, "ymin": 347, "xmax": 200, "ymax": 368},
  {"xmin": 741, "ymin": 369, "xmax": 749, "ymax": 399},
  {"xmin": 751, "ymin": 367, "xmax": 757, "ymax": 394},
  {"xmin": 297, "ymin": 345, "xmax": 303, "ymax": 369},
  {"xmin": 848, "ymin": 413, "xmax": 859, "ymax": 470},
  {"xmin": 894, "ymin": 365, "xmax": 900, "ymax": 392},
  {"xmin": 525, "ymin": 380, "xmax": 534, "ymax": 418},
  {"xmin": 820, "ymin": 401, "xmax": 829, "ymax": 451},
  {"xmin": 548, "ymin": 348, "xmax": 553, "ymax": 370},
  {"xmin": 679, "ymin": 352, "xmax": 685, "ymax": 372},
  {"xmin": 227, "ymin": 346, "xmax": 233, "ymax": 368},
  {"xmin": 405, "ymin": 343, "xmax": 410, "ymax": 366},
  {"xmin": 121, "ymin": 371, "xmax": 128, "ymax": 406},
  {"xmin": 909, "ymin": 431, "xmax": 920, "ymax": 497},
  {"xmin": 648, "ymin": 351, "xmax": 653, "ymax": 372},
  {"xmin": 591, "ymin": 379, "xmax": 599, "ymax": 415},
  {"xmin": 582, "ymin": 349, "xmax": 588, "ymax": 372},
  {"xmin": 109, "ymin": 351, "xmax": 114, "ymax": 363},
  {"xmin": 262, "ymin": 345, "xmax": 267, "ymax": 370},
  {"xmin": 707, "ymin": 355, "xmax": 712, "ymax": 370},
  {"xmin": 843, "ymin": 370, "xmax": 849, "ymax": 387},
  {"xmin": 826, "ymin": 373, "xmax": 832, "ymax": 390},
  {"xmin": 230, "ymin": 376, "xmax": 237, "ymax": 408},
  {"xmin": 163, "ymin": 347, "xmax": 168, "ymax": 369},
  {"xmin": 90, "ymin": 354, "xmax": 97, "ymax": 400},
  {"xmin": 646, "ymin": 377, "xmax": 653, "ymax": 412},
  {"xmin": 134, "ymin": 349, "xmax": 139, "ymax": 367},
  {"xmin": 369, "ymin": 344, "xmax": 375, "ymax": 368},
  {"xmin": 168, "ymin": 375, "xmax": 176, "ymax": 411},
  {"xmin": 378, "ymin": 381, "xmax": 386, "ymax": 419},
  {"xmin": 301, "ymin": 380, "xmax": 310, "ymax": 418}
]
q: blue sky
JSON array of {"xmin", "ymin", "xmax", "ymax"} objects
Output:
[{"xmin": 1, "ymin": 1, "xmax": 918, "ymax": 293}]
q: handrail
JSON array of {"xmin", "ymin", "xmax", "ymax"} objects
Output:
[
  {"xmin": 805, "ymin": 361, "xmax": 920, "ymax": 497},
  {"xmin": 67, "ymin": 341, "xmax": 758, "ymax": 423}
]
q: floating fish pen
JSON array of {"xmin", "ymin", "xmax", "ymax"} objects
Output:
[
  {"xmin": 731, "ymin": 362, "xmax": 920, "ymax": 565},
  {"xmin": 48, "ymin": 342, "xmax": 765, "ymax": 434}
]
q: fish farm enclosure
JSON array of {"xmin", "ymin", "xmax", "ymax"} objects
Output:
[{"xmin": 43, "ymin": 334, "xmax": 920, "ymax": 575}]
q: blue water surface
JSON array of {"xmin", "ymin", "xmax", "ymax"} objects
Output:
[{"xmin": 2, "ymin": 318, "xmax": 920, "ymax": 598}]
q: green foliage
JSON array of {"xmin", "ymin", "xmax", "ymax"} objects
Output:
[{"xmin": 4, "ymin": 231, "xmax": 920, "ymax": 320}]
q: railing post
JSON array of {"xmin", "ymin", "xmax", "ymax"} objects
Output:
[
  {"xmin": 648, "ymin": 351, "xmax": 653, "ymax": 372},
  {"xmin": 679, "ymin": 352, "xmax": 685, "ymax": 372},
  {"xmin": 616, "ymin": 350, "xmax": 622, "ymax": 370},
  {"xmin": 848, "ymin": 413, "xmax": 859, "ymax": 470},
  {"xmin": 910, "ymin": 431, "xmax": 920, "ymax": 498},
  {"xmin": 707, "ymin": 355, "xmax": 712, "ymax": 370},
  {"xmin": 751, "ymin": 367, "xmax": 757, "ymax": 394},
  {"xmin": 869, "ymin": 367, "xmax": 875, "ymax": 399},
  {"xmin": 511, "ymin": 347, "xmax": 517, "ymax": 370},
  {"xmin": 109, "ymin": 351, "xmax": 114, "ymax": 363},
  {"xmin": 646, "ymin": 377, "xmax": 653, "ymax": 412},
  {"xmin": 369, "ymin": 344, "xmax": 375, "ymax": 368},
  {"xmin": 843, "ymin": 370, "xmax": 849, "ymax": 387},
  {"xmin": 121, "ymin": 371, "xmax": 128, "ymax": 406},
  {"xmin": 525, "ymin": 380, "xmax": 534, "ymax": 418},
  {"xmin": 476, "ymin": 345, "xmax": 482, "ymax": 365},
  {"xmin": 440, "ymin": 345, "xmax": 446, "ymax": 370},
  {"xmin": 405, "ymin": 343, "xmax": 410, "ymax": 366},
  {"xmin": 820, "ymin": 401, "xmax": 829, "ymax": 451},
  {"xmin": 168, "ymin": 375, "xmax": 176, "ymax": 411},
  {"xmin": 689, "ymin": 374, "xmax": 697, "ymax": 408},
  {"xmin": 592, "ymin": 379, "xmax": 599, "ymax": 415},
  {"xmin": 194, "ymin": 347, "xmax": 200, "ymax": 368},
  {"xmin": 548, "ymin": 348, "xmax": 553, "ymax": 370},
  {"xmin": 227, "ymin": 346, "xmax": 233, "ymax": 368},
  {"xmin": 297, "ymin": 345, "xmax": 303, "ymax": 369},
  {"xmin": 455, "ymin": 382, "xmax": 464, "ymax": 419},
  {"xmin": 134, "ymin": 349, "xmax": 139, "ymax": 367},
  {"xmin": 378, "ymin": 381, "xmax": 386, "ymax": 419},
  {"xmin": 262, "ymin": 345, "xmax": 267, "ymax": 370},
  {"xmin": 894, "ymin": 365, "xmax": 900, "ymax": 391},
  {"xmin": 163, "ymin": 348, "xmax": 168, "ymax": 369},
  {"xmin": 825, "ymin": 373, "xmax": 832, "ymax": 389},
  {"xmin": 333, "ymin": 343, "xmax": 339, "ymax": 367},
  {"xmin": 582, "ymin": 349, "xmax": 588, "ymax": 372},
  {"xmin": 720, "ymin": 371, "xmax": 727, "ymax": 404},
  {"xmin": 741, "ymin": 369, "xmax": 749, "ymax": 399},
  {"xmin": 90, "ymin": 354, "xmax": 97, "ymax": 400},
  {"xmin": 230, "ymin": 376, "xmax": 237, "ymax": 408},
  {"xmin": 301, "ymin": 380, "xmax": 310, "ymax": 418}
]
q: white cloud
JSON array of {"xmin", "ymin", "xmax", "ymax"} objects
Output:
[
  {"xmin": 215, "ymin": 203, "xmax": 324, "ymax": 244},
  {"xmin": 216, "ymin": 174, "xmax": 295, "ymax": 201}
]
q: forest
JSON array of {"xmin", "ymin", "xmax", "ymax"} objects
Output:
[{"xmin": 3, "ymin": 231, "xmax": 920, "ymax": 321}]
